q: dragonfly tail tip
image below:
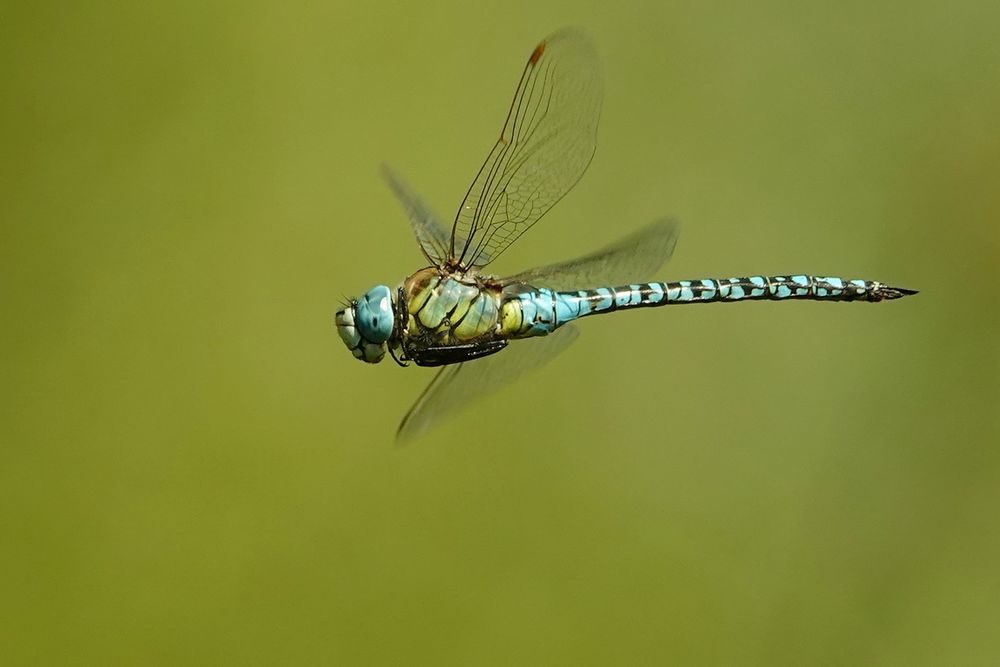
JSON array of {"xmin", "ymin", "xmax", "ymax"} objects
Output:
[{"xmin": 879, "ymin": 285, "xmax": 918, "ymax": 300}]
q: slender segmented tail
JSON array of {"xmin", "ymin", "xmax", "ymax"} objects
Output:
[{"xmin": 501, "ymin": 275, "xmax": 917, "ymax": 337}]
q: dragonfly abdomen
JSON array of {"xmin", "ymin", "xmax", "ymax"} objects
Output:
[
  {"xmin": 500, "ymin": 275, "xmax": 916, "ymax": 338},
  {"xmin": 650, "ymin": 275, "xmax": 917, "ymax": 305}
]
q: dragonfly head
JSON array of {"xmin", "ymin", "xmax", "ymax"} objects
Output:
[{"xmin": 335, "ymin": 284, "xmax": 395, "ymax": 363}]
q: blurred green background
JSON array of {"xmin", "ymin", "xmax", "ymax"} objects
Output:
[{"xmin": 3, "ymin": 0, "xmax": 999, "ymax": 664}]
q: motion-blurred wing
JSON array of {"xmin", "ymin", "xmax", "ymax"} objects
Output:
[
  {"xmin": 503, "ymin": 219, "xmax": 680, "ymax": 291},
  {"xmin": 450, "ymin": 29, "xmax": 603, "ymax": 270},
  {"xmin": 382, "ymin": 165, "xmax": 450, "ymax": 266},
  {"xmin": 397, "ymin": 325, "xmax": 580, "ymax": 444}
]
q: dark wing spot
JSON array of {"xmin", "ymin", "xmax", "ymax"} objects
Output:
[{"xmin": 529, "ymin": 41, "xmax": 546, "ymax": 65}]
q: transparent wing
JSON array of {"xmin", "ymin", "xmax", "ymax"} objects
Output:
[
  {"xmin": 451, "ymin": 29, "xmax": 603, "ymax": 270},
  {"xmin": 503, "ymin": 219, "xmax": 680, "ymax": 291},
  {"xmin": 397, "ymin": 325, "xmax": 580, "ymax": 444},
  {"xmin": 381, "ymin": 164, "xmax": 450, "ymax": 266}
]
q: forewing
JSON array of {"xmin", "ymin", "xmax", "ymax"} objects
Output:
[
  {"xmin": 504, "ymin": 219, "xmax": 680, "ymax": 291},
  {"xmin": 451, "ymin": 29, "xmax": 603, "ymax": 270},
  {"xmin": 382, "ymin": 164, "xmax": 450, "ymax": 266},
  {"xmin": 396, "ymin": 325, "xmax": 580, "ymax": 444}
]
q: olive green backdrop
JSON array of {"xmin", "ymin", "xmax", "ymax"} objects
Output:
[{"xmin": 3, "ymin": 1, "xmax": 998, "ymax": 664}]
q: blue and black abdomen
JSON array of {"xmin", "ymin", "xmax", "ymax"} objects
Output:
[{"xmin": 500, "ymin": 275, "xmax": 917, "ymax": 338}]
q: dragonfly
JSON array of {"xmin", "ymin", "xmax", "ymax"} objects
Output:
[{"xmin": 334, "ymin": 29, "xmax": 916, "ymax": 442}]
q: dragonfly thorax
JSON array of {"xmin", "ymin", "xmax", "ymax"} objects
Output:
[{"xmin": 335, "ymin": 284, "xmax": 395, "ymax": 363}]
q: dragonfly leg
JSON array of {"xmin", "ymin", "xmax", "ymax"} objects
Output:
[
  {"xmin": 406, "ymin": 339, "xmax": 508, "ymax": 367},
  {"xmin": 388, "ymin": 344, "xmax": 409, "ymax": 367}
]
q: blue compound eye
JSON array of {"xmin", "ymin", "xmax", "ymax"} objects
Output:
[{"xmin": 354, "ymin": 285, "xmax": 394, "ymax": 344}]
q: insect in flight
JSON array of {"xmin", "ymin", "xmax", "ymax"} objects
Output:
[{"xmin": 335, "ymin": 29, "xmax": 916, "ymax": 442}]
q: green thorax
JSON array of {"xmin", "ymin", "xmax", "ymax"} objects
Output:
[{"xmin": 402, "ymin": 268, "xmax": 507, "ymax": 344}]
